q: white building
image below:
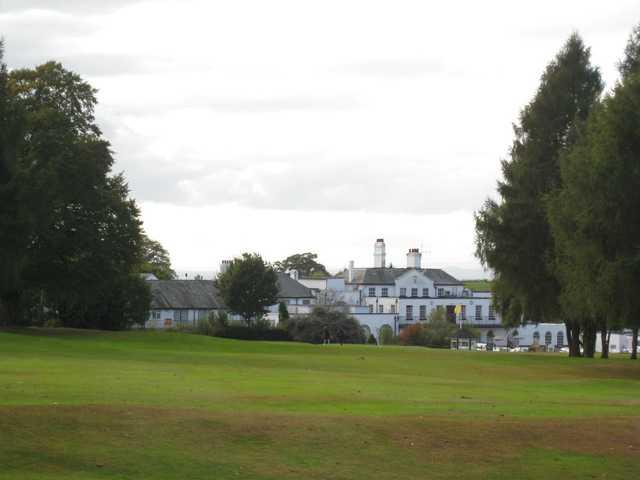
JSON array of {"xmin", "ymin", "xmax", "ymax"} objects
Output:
[{"xmin": 300, "ymin": 239, "xmax": 568, "ymax": 347}]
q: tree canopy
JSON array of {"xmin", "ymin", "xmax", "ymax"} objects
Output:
[
  {"xmin": 216, "ymin": 253, "xmax": 279, "ymax": 326},
  {"xmin": 274, "ymin": 253, "xmax": 329, "ymax": 278},
  {"xmin": 0, "ymin": 50, "xmax": 155, "ymax": 329}
]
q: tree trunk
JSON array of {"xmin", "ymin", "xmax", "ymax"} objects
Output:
[
  {"xmin": 600, "ymin": 328, "xmax": 610, "ymax": 359},
  {"xmin": 631, "ymin": 327, "xmax": 638, "ymax": 360},
  {"xmin": 583, "ymin": 322, "xmax": 596, "ymax": 358},
  {"xmin": 566, "ymin": 322, "xmax": 582, "ymax": 357},
  {"xmin": 0, "ymin": 291, "xmax": 23, "ymax": 326}
]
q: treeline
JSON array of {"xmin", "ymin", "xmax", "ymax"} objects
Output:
[
  {"xmin": 475, "ymin": 26, "xmax": 640, "ymax": 358},
  {"xmin": 0, "ymin": 43, "xmax": 171, "ymax": 329}
]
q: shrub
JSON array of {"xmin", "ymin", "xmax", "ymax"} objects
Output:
[
  {"xmin": 286, "ymin": 306, "xmax": 365, "ymax": 344},
  {"xmin": 398, "ymin": 323, "xmax": 427, "ymax": 346},
  {"xmin": 367, "ymin": 334, "xmax": 378, "ymax": 345}
]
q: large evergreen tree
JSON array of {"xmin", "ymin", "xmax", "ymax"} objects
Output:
[
  {"xmin": 550, "ymin": 24, "xmax": 640, "ymax": 359},
  {"xmin": 475, "ymin": 34, "xmax": 603, "ymax": 356}
]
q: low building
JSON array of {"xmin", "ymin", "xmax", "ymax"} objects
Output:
[{"xmin": 145, "ymin": 280, "xmax": 223, "ymax": 328}]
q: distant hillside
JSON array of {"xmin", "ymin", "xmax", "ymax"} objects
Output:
[{"xmin": 463, "ymin": 279, "xmax": 493, "ymax": 292}]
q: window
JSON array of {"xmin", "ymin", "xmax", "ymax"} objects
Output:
[
  {"xmin": 422, "ymin": 288, "xmax": 429, "ymax": 297},
  {"xmin": 438, "ymin": 288, "xmax": 444, "ymax": 297},
  {"xmin": 406, "ymin": 305, "xmax": 414, "ymax": 320},
  {"xmin": 378, "ymin": 304, "xmax": 384, "ymax": 313},
  {"xmin": 545, "ymin": 331, "xmax": 552, "ymax": 346},
  {"xmin": 400, "ymin": 288, "xmax": 407, "ymax": 297},
  {"xmin": 419, "ymin": 305, "xmax": 426, "ymax": 320},
  {"xmin": 390, "ymin": 304, "xmax": 396, "ymax": 314},
  {"xmin": 411, "ymin": 288, "xmax": 418, "ymax": 297},
  {"xmin": 381, "ymin": 287, "xmax": 388, "ymax": 297},
  {"xmin": 368, "ymin": 304, "xmax": 374, "ymax": 313},
  {"xmin": 475, "ymin": 305, "xmax": 482, "ymax": 321},
  {"xmin": 460, "ymin": 305, "xmax": 466, "ymax": 320},
  {"xmin": 533, "ymin": 331, "xmax": 540, "ymax": 345},
  {"xmin": 302, "ymin": 299, "xmax": 310, "ymax": 305},
  {"xmin": 368, "ymin": 287, "xmax": 376, "ymax": 297},
  {"xmin": 488, "ymin": 305, "xmax": 495, "ymax": 320},
  {"xmin": 174, "ymin": 309, "xmax": 188, "ymax": 326},
  {"xmin": 556, "ymin": 331, "xmax": 564, "ymax": 347}
]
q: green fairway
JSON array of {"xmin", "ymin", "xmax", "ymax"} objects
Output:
[{"xmin": 1, "ymin": 329, "xmax": 639, "ymax": 479}]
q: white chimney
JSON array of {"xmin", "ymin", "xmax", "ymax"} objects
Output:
[
  {"xmin": 374, "ymin": 238, "xmax": 386, "ymax": 268},
  {"xmin": 406, "ymin": 248, "xmax": 422, "ymax": 269},
  {"xmin": 290, "ymin": 269, "xmax": 299, "ymax": 281},
  {"xmin": 220, "ymin": 259, "xmax": 232, "ymax": 274},
  {"xmin": 348, "ymin": 260, "xmax": 354, "ymax": 282}
]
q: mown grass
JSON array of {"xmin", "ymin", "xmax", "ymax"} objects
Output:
[{"xmin": 1, "ymin": 329, "xmax": 639, "ymax": 479}]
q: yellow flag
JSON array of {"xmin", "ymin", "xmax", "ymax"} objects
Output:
[{"xmin": 454, "ymin": 304, "xmax": 462, "ymax": 315}]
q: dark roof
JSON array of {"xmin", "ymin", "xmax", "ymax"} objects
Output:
[
  {"xmin": 277, "ymin": 272, "xmax": 315, "ymax": 298},
  {"xmin": 339, "ymin": 267, "xmax": 462, "ymax": 285},
  {"xmin": 149, "ymin": 280, "xmax": 222, "ymax": 310}
]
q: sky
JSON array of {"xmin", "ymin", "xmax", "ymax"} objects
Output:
[{"xmin": 2, "ymin": 0, "xmax": 639, "ymax": 278}]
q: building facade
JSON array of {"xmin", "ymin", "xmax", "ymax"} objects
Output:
[{"xmin": 300, "ymin": 239, "xmax": 568, "ymax": 347}]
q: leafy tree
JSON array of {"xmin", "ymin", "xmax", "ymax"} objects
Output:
[
  {"xmin": 138, "ymin": 234, "xmax": 176, "ymax": 280},
  {"xmin": 286, "ymin": 306, "xmax": 365, "ymax": 344},
  {"xmin": 0, "ymin": 54, "xmax": 149, "ymax": 329},
  {"xmin": 216, "ymin": 253, "xmax": 279, "ymax": 327},
  {"xmin": 274, "ymin": 253, "xmax": 329, "ymax": 278},
  {"xmin": 367, "ymin": 334, "xmax": 377, "ymax": 345},
  {"xmin": 475, "ymin": 34, "xmax": 603, "ymax": 357},
  {"xmin": 0, "ymin": 41, "xmax": 30, "ymax": 325}
]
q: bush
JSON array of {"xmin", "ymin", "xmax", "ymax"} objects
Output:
[
  {"xmin": 367, "ymin": 334, "xmax": 378, "ymax": 345},
  {"xmin": 398, "ymin": 323, "xmax": 427, "ymax": 346},
  {"xmin": 286, "ymin": 306, "xmax": 366, "ymax": 344}
]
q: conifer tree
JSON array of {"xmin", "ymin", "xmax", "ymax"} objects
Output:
[{"xmin": 475, "ymin": 34, "xmax": 603, "ymax": 356}]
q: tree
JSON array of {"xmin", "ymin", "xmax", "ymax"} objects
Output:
[
  {"xmin": 274, "ymin": 253, "xmax": 329, "ymax": 278},
  {"xmin": 138, "ymin": 234, "xmax": 176, "ymax": 280},
  {"xmin": 216, "ymin": 253, "xmax": 279, "ymax": 327},
  {"xmin": 618, "ymin": 23, "xmax": 640, "ymax": 80},
  {"xmin": 0, "ymin": 40, "xmax": 30, "ymax": 325},
  {"xmin": 475, "ymin": 34, "xmax": 603, "ymax": 357},
  {"xmin": 278, "ymin": 301, "xmax": 290, "ymax": 324},
  {"xmin": 549, "ymin": 28, "xmax": 640, "ymax": 359},
  {"xmin": 0, "ymin": 55, "xmax": 149, "ymax": 329}
]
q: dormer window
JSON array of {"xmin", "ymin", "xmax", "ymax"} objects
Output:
[{"xmin": 400, "ymin": 288, "xmax": 407, "ymax": 297}]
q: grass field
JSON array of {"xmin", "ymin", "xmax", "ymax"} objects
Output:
[{"xmin": 1, "ymin": 329, "xmax": 639, "ymax": 479}]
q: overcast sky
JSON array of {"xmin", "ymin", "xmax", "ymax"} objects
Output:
[{"xmin": 2, "ymin": 0, "xmax": 639, "ymax": 277}]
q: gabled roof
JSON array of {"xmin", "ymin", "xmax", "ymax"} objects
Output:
[
  {"xmin": 276, "ymin": 272, "xmax": 315, "ymax": 298},
  {"xmin": 149, "ymin": 280, "xmax": 222, "ymax": 310},
  {"xmin": 339, "ymin": 267, "xmax": 462, "ymax": 285}
]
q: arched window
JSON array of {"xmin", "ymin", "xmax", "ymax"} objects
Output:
[
  {"xmin": 379, "ymin": 325, "xmax": 394, "ymax": 345},
  {"xmin": 509, "ymin": 330, "xmax": 519, "ymax": 347},
  {"xmin": 545, "ymin": 331, "xmax": 552, "ymax": 346},
  {"xmin": 556, "ymin": 331, "xmax": 564, "ymax": 347},
  {"xmin": 533, "ymin": 331, "xmax": 540, "ymax": 345}
]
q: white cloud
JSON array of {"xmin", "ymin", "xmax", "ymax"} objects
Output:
[{"xmin": 3, "ymin": 0, "xmax": 640, "ymax": 274}]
